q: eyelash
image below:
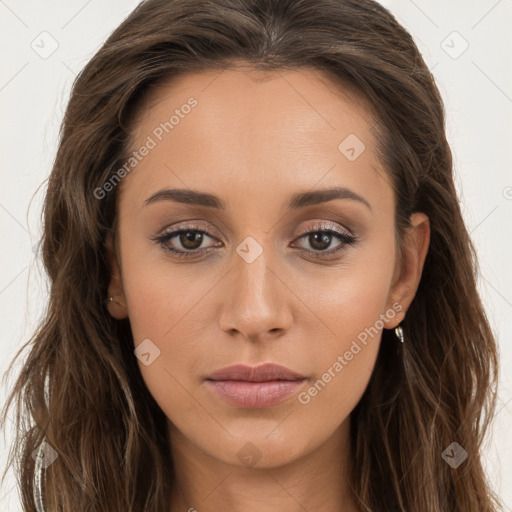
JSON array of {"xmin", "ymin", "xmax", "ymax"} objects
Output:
[{"xmin": 150, "ymin": 222, "xmax": 358, "ymax": 259}]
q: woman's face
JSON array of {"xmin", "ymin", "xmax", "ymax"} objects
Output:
[{"xmin": 107, "ymin": 66, "xmax": 429, "ymax": 469}]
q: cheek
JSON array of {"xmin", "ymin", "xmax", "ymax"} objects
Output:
[
  {"xmin": 294, "ymin": 232, "xmax": 396, "ymax": 346},
  {"xmin": 123, "ymin": 263, "xmax": 216, "ymax": 426},
  {"xmin": 119, "ymin": 242, "xmax": 223, "ymax": 397},
  {"xmin": 119, "ymin": 227, "xmax": 214, "ymax": 337},
  {"xmin": 291, "ymin": 237, "xmax": 396, "ymax": 410},
  {"xmin": 125, "ymin": 270, "xmax": 222, "ymax": 350}
]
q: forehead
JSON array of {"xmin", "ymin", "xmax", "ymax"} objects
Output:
[
  {"xmin": 119, "ymin": 66, "xmax": 391, "ymax": 213},
  {"xmin": 131, "ymin": 65, "xmax": 375, "ymax": 146}
]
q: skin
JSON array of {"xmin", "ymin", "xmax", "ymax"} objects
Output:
[{"xmin": 105, "ymin": 65, "xmax": 430, "ymax": 512}]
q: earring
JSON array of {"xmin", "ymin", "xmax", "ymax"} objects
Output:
[
  {"xmin": 106, "ymin": 296, "xmax": 123, "ymax": 307},
  {"xmin": 395, "ymin": 324, "xmax": 405, "ymax": 344}
]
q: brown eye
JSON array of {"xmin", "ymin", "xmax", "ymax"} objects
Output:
[
  {"xmin": 179, "ymin": 230, "xmax": 205, "ymax": 250},
  {"xmin": 307, "ymin": 232, "xmax": 333, "ymax": 251},
  {"xmin": 151, "ymin": 224, "xmax": 221, "ymax": 258},
  {"xmin": 293, "ymin": 223, "xmax": 358, "ymax": 259}
]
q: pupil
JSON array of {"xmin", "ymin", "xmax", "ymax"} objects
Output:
[
  {"xmin": 181, "ymin": 231, "xmax": 203, "ymax": 249},
  {"xmin": 310, "ymin": 232, "xmax": 330, "ymax": 250}
]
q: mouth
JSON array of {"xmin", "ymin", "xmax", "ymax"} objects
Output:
[
  {"xmin": 205, "ymin": 363, "xmax": 307, "ymax": 382},
  {"xmin": 204, "ymin": 363, "xmax": 307, "ymax": 408}
]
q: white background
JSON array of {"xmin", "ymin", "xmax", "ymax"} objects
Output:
[{"xmin": 1, "ymin": 1, "xmax": 511, "ymax": 510}]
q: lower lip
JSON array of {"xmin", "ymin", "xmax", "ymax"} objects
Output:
[{"xmin": 205, "ymin": 379, "xmax": 306, "ymax": 408}]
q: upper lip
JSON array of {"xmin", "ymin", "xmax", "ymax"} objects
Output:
[{"xmin": 206, "ymin": 363, "xmax": 306, "ymax": 382}]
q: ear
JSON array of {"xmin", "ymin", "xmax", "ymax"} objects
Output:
[
  {"xmin": 384, "ymin": 212, "xmax": 430, "ymax": 329},
  {"xmin": 105, "ymin": 231, "xmax": 129, "ymax": 320}
]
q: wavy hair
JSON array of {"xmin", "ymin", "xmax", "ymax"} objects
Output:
[{"xmin": 1, "ymin": 0, "xmax": 501, "ymax": 510}]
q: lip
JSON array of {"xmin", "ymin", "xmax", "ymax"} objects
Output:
[
  {"xmin": 206, "ymin": 363, "xmax": 306, "ymax": 382},
  {"xmin": 204, "ymin": 363, "xmax": 307, "ymax": 409}
]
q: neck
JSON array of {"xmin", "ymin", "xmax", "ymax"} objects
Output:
[{"xmin": 167, "ymin": 416, "xmax": 359, "ymax": 512}]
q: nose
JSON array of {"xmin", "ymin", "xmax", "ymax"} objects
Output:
[{"xmin": 218, "ymin": 241, "xmax": 293, "ymax": 342}]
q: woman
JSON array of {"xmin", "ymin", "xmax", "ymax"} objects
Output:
[{"xmin": 1, "ymin": 0, "xmax": 502, "ymax": 510}]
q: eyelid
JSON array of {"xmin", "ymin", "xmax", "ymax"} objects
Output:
[
  {"xmin": 294, "ymin": 221, "xmax": 353, "ymax": 238},
  {"xmin": 160, "ymin": 222, "xmax": 217, "ymax": 236}
]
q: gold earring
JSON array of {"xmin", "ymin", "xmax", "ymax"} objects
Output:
[{"xmin": 395, "ymin": 324, "xmax": 405, "ymax": 343}]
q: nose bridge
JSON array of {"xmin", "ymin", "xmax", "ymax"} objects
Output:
[
  {"xmin": 233, "ymin": 237, "xmax": 275, "ymax": 312},
  {"xmin": 219, "ymin": 234, "xmax": 291, "ymax": 338}
]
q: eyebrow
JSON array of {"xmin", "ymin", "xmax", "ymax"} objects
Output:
[{"xmin": 143, "ymin": 186, "xmax": 372, "ymax": 211}]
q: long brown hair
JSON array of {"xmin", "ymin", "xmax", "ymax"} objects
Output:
[{"xmin": 1, "ymin": 0, "xmax": 502, "ymax": 510}]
